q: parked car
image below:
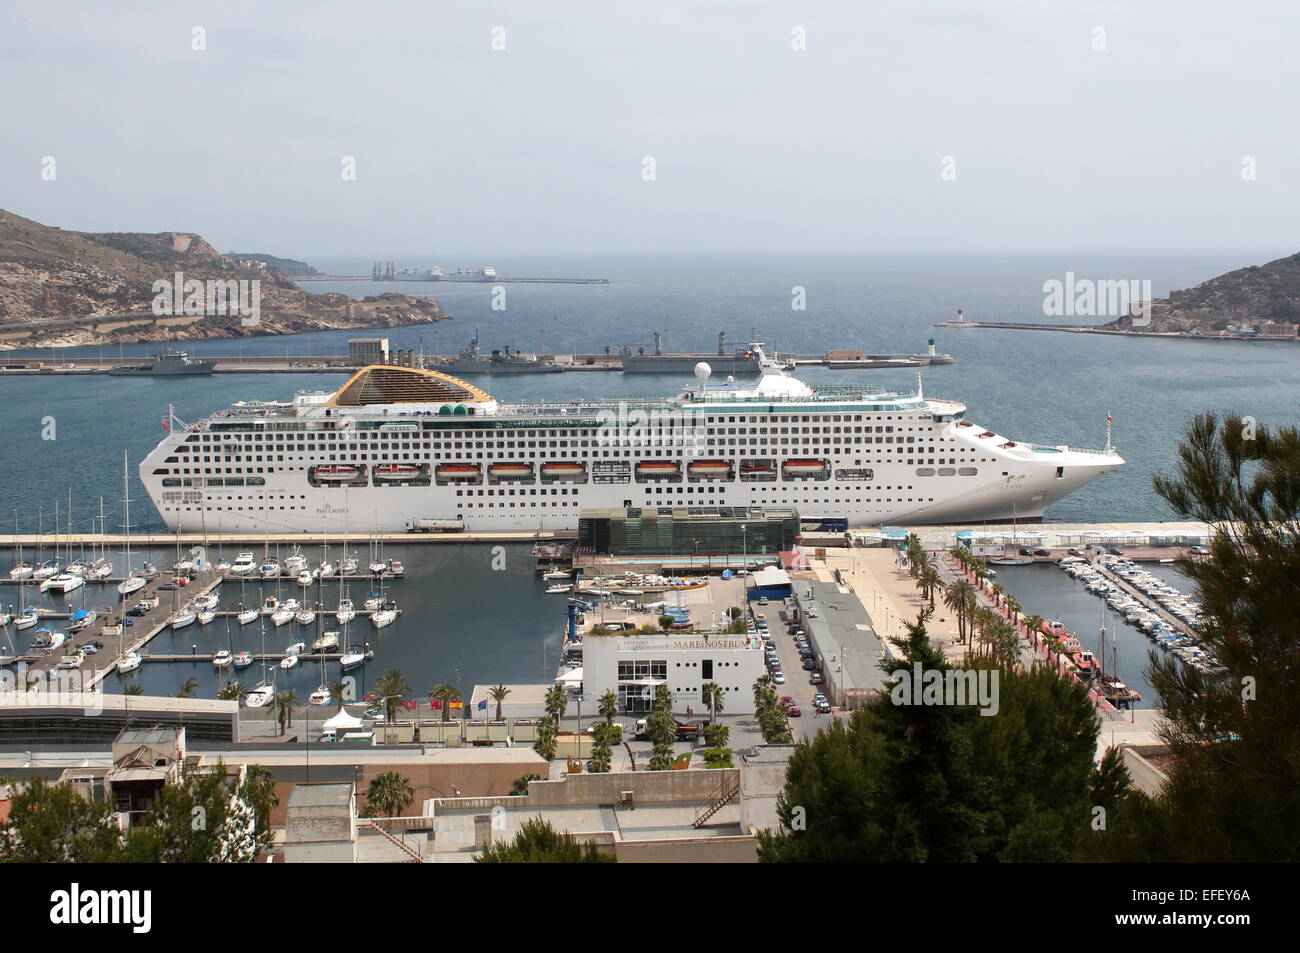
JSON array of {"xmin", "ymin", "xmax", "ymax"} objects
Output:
[
  {"xmin": 809, "ymin": 673, "xmax": 824, "ymax": 684},
  {"xmin": 81, "ymin": 640, "xmax": 103, "ymax": 655},
  {"xmin": 785, "ymin": 706, "xmax": 802, "ymax": 717},
  {"xmin": 1033, "ymin": 548, "xmax": 1051, "ymax": 557},
  {"xmin": 1067, "ymin": 548, "xmax": 1084, "ymax": 557},
  {"xmin": 815, "ymin": 701, "xmax": 831, "ymax": 714},
  {"xmin": 1018, "ymin": 548, "xmax": 1034, "ymax": 556},
  {"xmin": 772, "ymin": 673, "xmax": 786, "ymax": 684},
  {"xmin": 1189, "ymin": 545, "xmax": 1208, "ymax": 555},
  {"xmin": 801, "ymin": 658, "xmax": 818, "ymax": 671}
]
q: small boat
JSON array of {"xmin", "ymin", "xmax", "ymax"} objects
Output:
[
  {"xmin": 138, "ymin": 562, "xmax": 159, "ymax": 579},
  {"xmin": 311, "ymin": 464, "xmax": 362, "ymax": 483},
  {"xmin": 312, "ymin": 630, "xmax": 340, "ymax": 652},
  {"xmin": 172, "ymin": 559, "xmax": 193, "ymax": 575},
  {"xmin": 339, "ymin": 556, "xmax": 359, "ymax": 576},
  {"xmin": 363, "ymin": 594, "xmax": 383, "ymax": 611},
  {"xmin": 117, "ymin": 652, "xmax": 143, "ymax": 674},
  {"xmin": 32, "ymin": 627, "xmax": 67, "ymax": 650},
  {"xmin": 262, "ymin": 595, "xmax": 280, "ymax": 614},
  {"xmin": 244, "ymin": 683, "xmax": 274, "ymax": 708},
  {"xmin": 259, "ymin": 558, "xmax": 281, "ymax": 578},
  {"xmin": 193, "ymin": 593, "xmax": 220, "ymax": 611},
  {"xmin": 284, "ymin": 640, "xmax": 306, "ymax": 657},
  {"xmin": 197, "ymin": 609, "xmax": 217, "ymax": 625},
  {"xmin": 370, "ymin": 602, "xmax": 398, "ymax": 628},
  {"xmin": 213, "ymin": 650, "xmax": 233, "ymax": 667},
  {"xmin": 542, "ymin": 570, "xmax": 572, "ymax": 580},
  {"xmin": 280, "ymin": 653, "xmax": 299, "ymax": 670},
  {"xmin": 618, "ymin": 588, "xmax": 644, "ymax": 595},
  {"xmin": 271, "ymin": 607, "xmax": 296, "ymax": 627},
  {"xmin": 172, "ymin": 607, "xmax": 197, "ymax": 629},
  {"xmin": 385, "ymin": 560, "xmax": 404, "ymax": 578},
  {"xmin": 85, "ymin": 559, "xmax": 113, "ymax": 580},
  {"xmin": 309, "ymin": 685, "xmax": 333, "ymax": 706},
  {"xmin": 42, "ymin": 572, "xmax": 85, "ymax": 594},
  {"xmin": 68, "ymin": 609, "xmax": 98, "ymax": 631},
  {"xmin": 230, "ymin": 552, "xmax": 257, "ymax": 575},
  {"xmin": 237, "ymin": 605, "xmax": 259, "ymax": 625},
  {"xmin": 296, "ymin": 570, "xmax": 313, "ymax": 587},
  {"xmin": 335, "ymin": 599, "xmax": 355, "ymax": 625},
  {"xmin": 9, "ymin": 562, "xmax": 33, "ymax": 580},
  {"xmin": 368, "ymin": 560, "xmax": 388, "ymax": 574},
  {"xmin": 14, "ymin": 608, "xmax": 41, "ymax": 630},
  {"xmin": 987, "ymin": 556, "xmax": 1034, "ymax": 566},
  {"xmin": 339, "ymin": 645, "xmax": 367, "ymax": 671},
  {"xmin": 117, "ymin": 575, "xmax": 147, "ymax": 597},
  {"xmin": 0, "ymin": 610, "xmax": 10, "ymax": 627},
  {"xmin": 295, "ymin": 608, "xmax": 317, "ymax": 626},
  {"xmin": 373, "ymin": 463, "xmax": 423, "ymax": 481},
  {"xmin": 32, "ymin": 562, "xmax": 59, "ymax": 581},
  {"xmin": 233, "ymin": 651, "xmax": 254, "ymax": 668},
  {"xmin": 284, "ymin": 550, "xmax": 308, "ymax": 574},
  {"xmin": 546, "ymin": 585, "xmax": 573, "ymax": 594},
  {"xmin": 315, "ymin": 561, "xmax": 336, "ymax": 579},
  {"xmin": 215, "ymin": 557, "xmax": 232, "ymax": 572}
]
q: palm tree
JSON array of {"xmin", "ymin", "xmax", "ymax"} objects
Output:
[
  {"xmin": 943, "ymin": 577, "xmax": 975, "ymax": 643},
  {"xmin": 598, "ymin": 689, "xmax": 619, "ymax": 722},
  {"xmin": 124, "ymin": 683, "xmax": 144, "ymax": 696},
  {"xmin": 363, "ymin": 771, "xmax": 413, "ymax": 818},
  {"xmin": 1004, "ymin": 595, "xmax": 1022, "ymax": 626},
  {"xmin": 216, "ymin": 681, "xmax": 246, "ymax": 702},
  {"xmin": 919, "ymin": 566, "xmax": 942, "ymax": 608},
  {"xmin": 327, "ymin": 680, "xmax": 350, "ymax": 705},
  {"xmin": 487, "ymin": 684, "xmax": 511, "ymax": 721},
  {"xmin": 274, "ymin": 689, "xmax": 299, "ymax": 734},
  {"xmin": 990, "ymin": 581, "xmax": 1005, "ymax": 608},
  {"xmin": 374, "ymin": 668, "xmax": 410, "ymax": 723},
  {"xmin": 429, "ymin": 682, "xmax": 462, "ymax": 723},
  {"xmin": 701, "ymin": 681, "xmax": 724, "ymax": 724},
  {"xmin": 175, "ymin": 678, "xmax": 198, "ymax": 698},
  {"xmin": 1021, "ymin": 612, "xmax": 1045, "ymax": 648}
]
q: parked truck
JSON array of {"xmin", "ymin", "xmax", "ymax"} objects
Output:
[{"xmin": 633, "ymin": 718, "xmax": 703, "ymax": 742}]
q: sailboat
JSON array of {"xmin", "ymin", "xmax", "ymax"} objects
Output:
[
  {"xmin": 244, "ymin": 623, "xmax": 275, "ymax": 707},
  {"xmin": 9, "ymin": 513, "xmax": 32, "ymax": 580},
  {"xmin": 117, "ymin": 454, "xmax": 147, "ymax": 597}
]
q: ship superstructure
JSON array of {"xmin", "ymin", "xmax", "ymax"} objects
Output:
[{"xmin": 140, "ymin": 344, "xmax": 1123, "ymax": 533}]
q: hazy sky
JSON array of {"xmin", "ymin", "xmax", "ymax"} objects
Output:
[{"xmin": 3, "ymin": 0, "xmax": 1297, "ymax": 256}]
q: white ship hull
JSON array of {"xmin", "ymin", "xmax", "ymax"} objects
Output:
[{"xmin": 139, "ymin": 350, "xmax": 1123, "ymax": 534}]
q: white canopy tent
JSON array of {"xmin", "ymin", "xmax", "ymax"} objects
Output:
[{"xmin": 322, "ymin": 706, "xmax": 365, "ymax": 731}]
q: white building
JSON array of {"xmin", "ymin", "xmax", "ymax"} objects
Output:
[{"xmin": 577, "ymin": 631, "xmax": 766, "ymax": 716}]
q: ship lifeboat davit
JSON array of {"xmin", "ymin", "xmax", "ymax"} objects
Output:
[
  {"xmin": 781, "ymin": 458, "xmax": 829, "ymax": 477},
  {"xmin": 489, "ymin": 462, "xmax": 534, "ymax": 480},
  {"xmin": 541, "ymin": 462, "xmax": 586, "ymax": 480},
  {"xmin": 636, "ymin": 460, "xmax": 681, "ymax": 478},
  {"xmin": 687, "ymin": 459, "xmax": 733, "ymax": 479},
  {"xmin": 435, "ymin": 463, "xmax": 481, "ymax": 481},
  {"xmin": 312, "ymin": 464, "xmax": 361, "ymax": 483},
  {"xmin": 373, "ymin": 464, "xmax": 423, "ymax": 481}
]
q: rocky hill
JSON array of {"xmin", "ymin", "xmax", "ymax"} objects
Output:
[
  {"xmin": 1108, "ymin": 252, "xmax": 1300, "ymax": 333},
  {"xmin": 0, "ymin": 209, "xmax": 449, "ymax": 349}
]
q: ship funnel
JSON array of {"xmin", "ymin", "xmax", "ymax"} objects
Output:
[{"xmin": 694, "ymin": 362, "xmax": 712, "ymax": 388}]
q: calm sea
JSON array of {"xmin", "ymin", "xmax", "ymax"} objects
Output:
[{"xmin": 2, "ymin": 252, "xmax": 1293, "ymax": 699}]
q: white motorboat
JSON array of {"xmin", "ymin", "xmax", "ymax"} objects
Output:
[
  {"xmin": 312, "ymin": 630, "xmax": 340, "ymax": 652},
  {"xmin": 271, "ymin": 607, "xmax": 296, "ymax": 627},
  {"xmin": 231, "ymin": 552, "xmax": 257, "ymax": 575},
  {"xmin": 363, "ymin": 594, "xmax": 383, "ymax": 612},
  {"xmin": 68, "ymin": 609, "xmax": 97, "ymax": 631},
  {"xmin": 542, "ymin": 570, "xmax": 571, "ymax": 580},
  {"xmin": 370, "ymin": 602, "xmax": 398, "ymax": 628},
  {"xmin": 117, "ymin": 575, "xmax": 147, "ymax": 597},
  {"xmin": 284, "ymin": 640, "xmax": 306, "ymax": 657},
  {"xmin": 9, "ymin": 562, "xmax": 33, "ymax": 580},
  {"xmin": 315, "ymin": 561, "xmax": 336, "ymax": 579},
  {"xmin": 385, "ymin": 560, "xmax": 405, "ymax": 578},
  {"xmin": 14, "ymin": 608, "xmax": 40, "ymax": 630},
  {"xmin": 244, "ymin": 683, "xmax": 274, "ymax": 708},
  {"xmin": 197, "ymin": 609, "xmax": 217, "ymax": 625},
  {"xmin": 296, "ymin": 570, "xmax": 313, "ymax": 587},
  {"xmin": 296, "ymin": 608, "xmax": 317, "ymax": 626},
  {"xmin": 262, "ymin": 595, "xmax": 280, "ymax": 614},
  {"xmin": 233, "ymin": 651, "xmax": 253, "ymax": 668},
  {"xmin": 138, "ymin": 562, "xmax": 159, "ymax": 579},
  {"xmin": 172, "ymin": 607, "xmax": 197, "ymax": 629},
  {"xmin": 339, "ymin": 645, "xmax": 366, "ymax": 671},
  {"xmin": 368, "ymin": 560, "xmax": 388, "ymax": 575},
  {"xmin": 546, "ymin": 585, "xmax": 572, "ymax": 594},
  {"xmin": 284, "ymin": 550, "xmax": 308, "ymax": 574},
  {"xmin": 339, "ymin": 555, "xmax": 359, "ymax": 575},
  {"xmin": 0, "ymin": 610, "xmax": 10, "ymax": 627},
  {"xmin": 215, "ymin": 557, "xmax": 232, "ymax": 572},
  {"xmin": 194, "ymin": 593, "xmax": 220, "ymax": 611},
  {"xmin": 335, "ymin": 599, "xmax": 355, "ymax": 625},
  {"xmin": 280, "ymin": 653, "xmax": 299, "ymax": 670},
  {"xmin": 308, "ymin": 685, "xmax": 333, "ymax": 706},
  {"xmin": 260, "ymin": 558, "xmax": 280, "ymax": 578},
  {"xmin": 117, "ymin": 652, "xmax": 143, "ymax": 674},
  {"xmin": 213, "ymin": 650, "xmax": 232, "ymax": 667},
  {"xmin": 32, "ymin": 562, "xmax": 59, "ymax": 581},
  {"xmin": 32, "ymin": 627, "xmax": 67, "ymax": 650}
]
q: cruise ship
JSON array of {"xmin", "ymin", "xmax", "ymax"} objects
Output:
[{"xmin": 140, "ymin": 343, "xmax": 1123, "ymax": 533}]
